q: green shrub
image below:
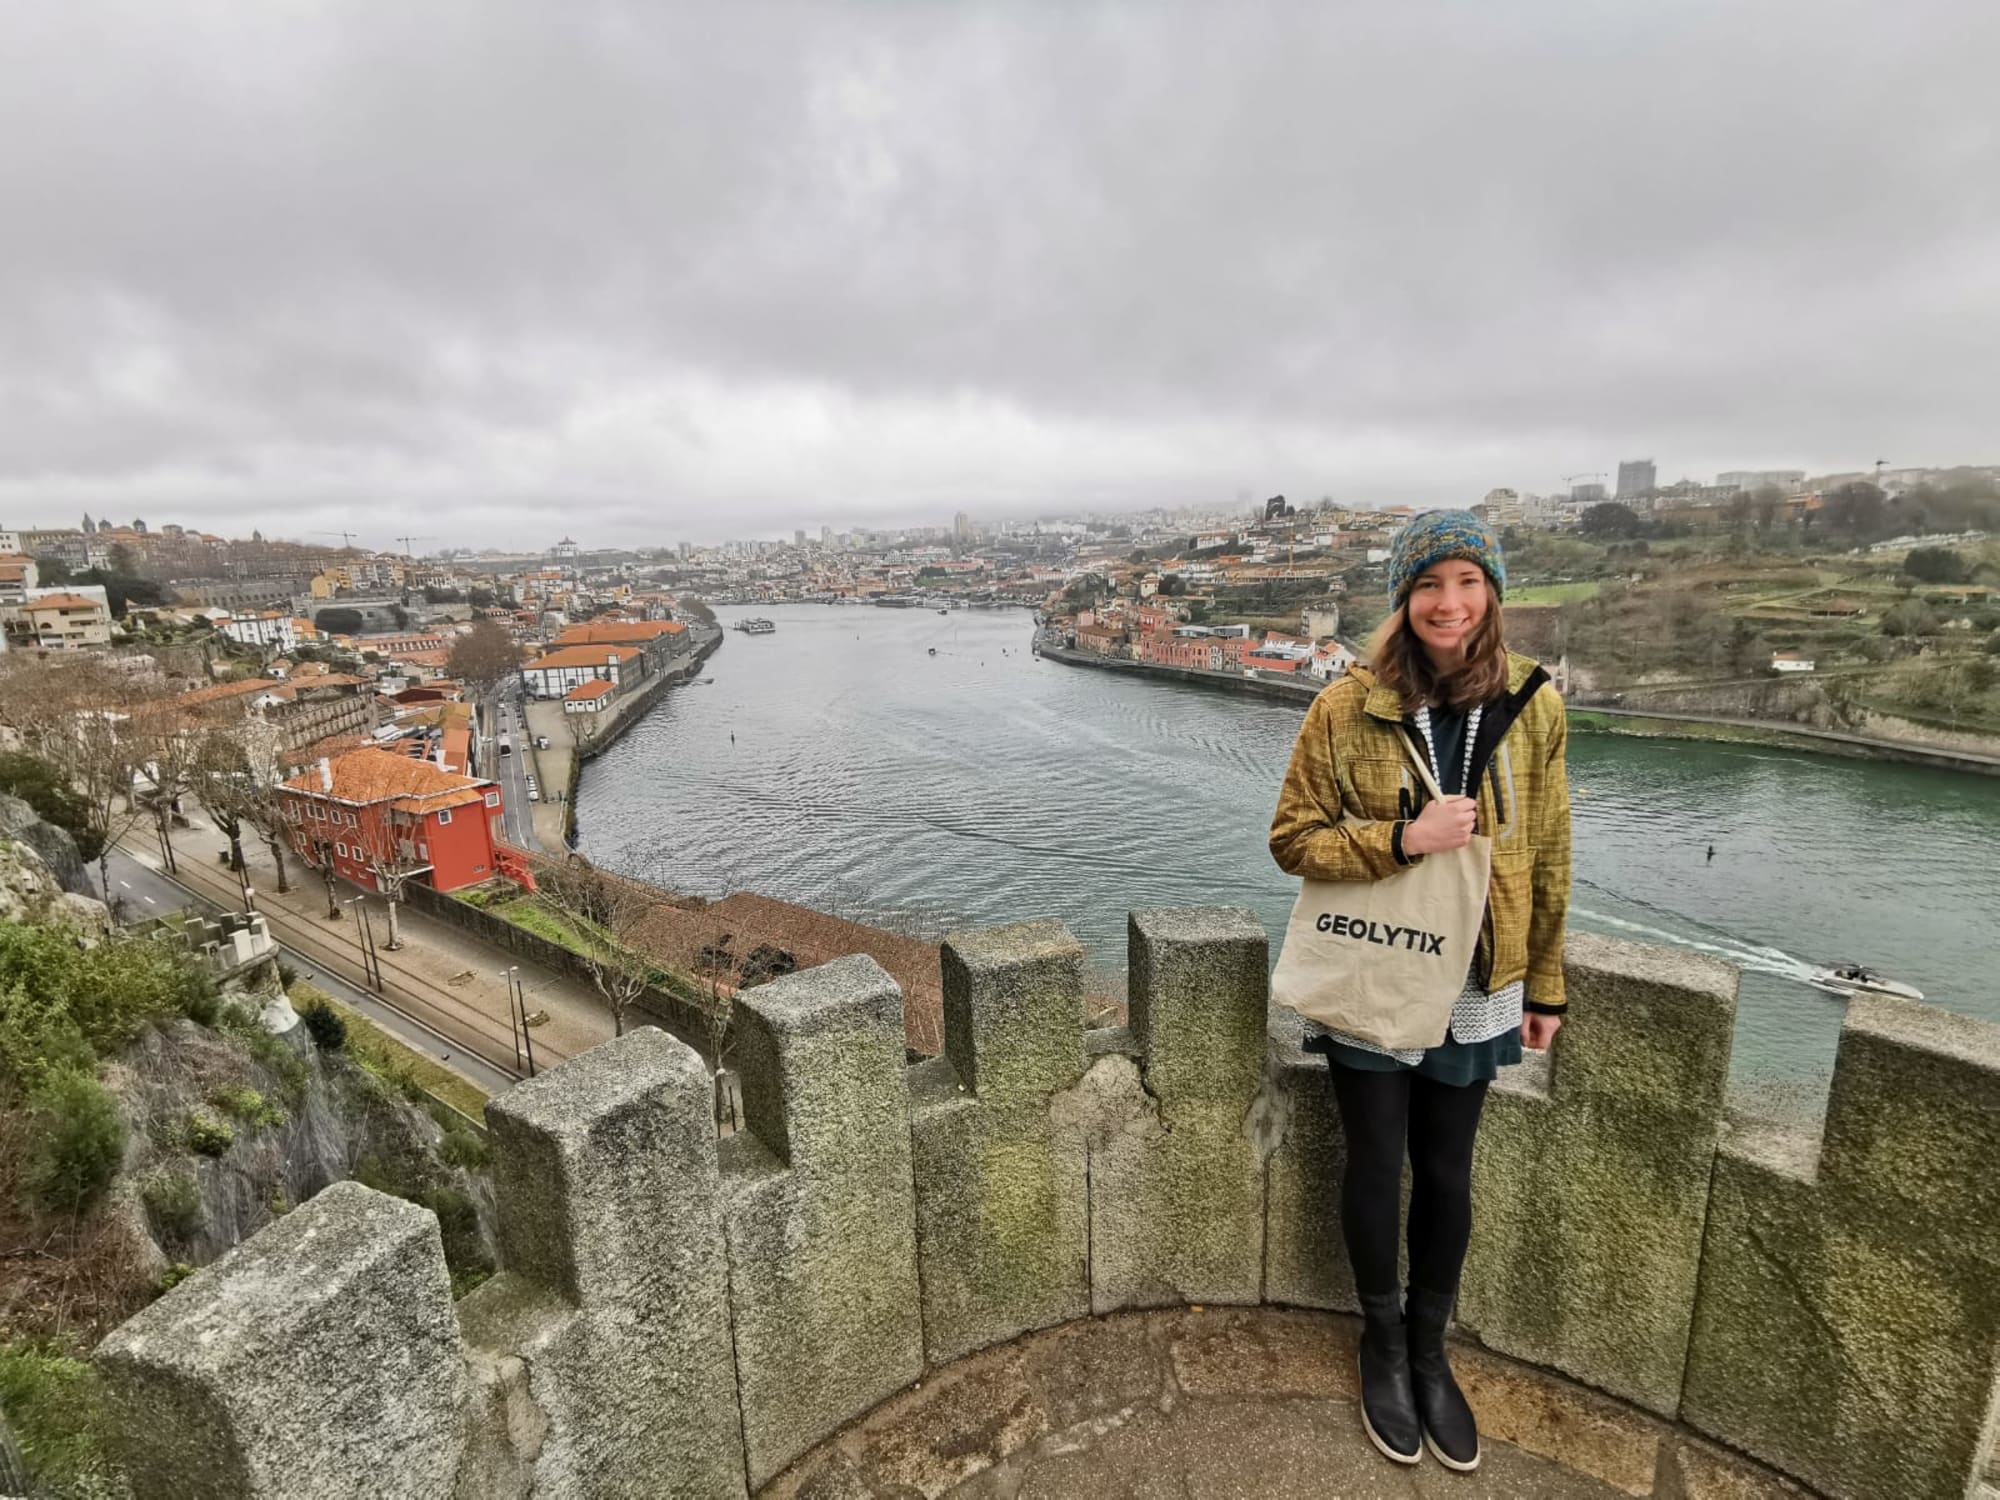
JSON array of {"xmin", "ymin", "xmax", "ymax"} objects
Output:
[
  {"xmin": 0, "ymin": 977, "xmax": 94, "ymax": 1093},
  {"xmin": 140, "ymin": 1169, "xmax": 202, "ymax": 1242},
  {"xmin": 157, "ymin": 1262, "xmax": 195, "ymax": 1293},
  {"xmin": 299, "ymin": 999, "xmax": 347, "ymax": 1053},
  {"xmin": 0, "ymin": 923, "xmax": 217, "ymax": 1091},
  {"xmin": 208, "ymin": 1084, "xmax": 287, "ymax": 1129},
  {"xmin": 23, "ymin": 1069, "xmax": 126, "ymax": 1213},
  {"xmin": 183, "ymin": 1111, "xmax": 234, "ymax": 1158},
  {"xmin": 439, "ymin": 1129, "xmax": 489, "ymax": 1171},
  {"xmin": 0, "ymin": 1339, "xmax": 116, "ymax": 1494}
]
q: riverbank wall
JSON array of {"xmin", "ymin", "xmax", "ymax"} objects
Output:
[
  {"xmin": 1038, "ymin": 640, "xmax": 2000, "ymax": 776},
  {"xmin": 1567, "ymin": 705, "xmax": 2000, "ymax": 776},
  {"xmin": 576, "ymin": 627, "xmax": 726, "ymax": 765},
  {"xmin": 1036, "ymin": 642, "xmax": 1319, "ymax": 705},
  {"xmin": 526, "ymin": 627, "xmax": 726, "ymax": 847},
  {"xmin": 94, "ymin": 918, "xmax": 2000, "ymax": 1499}
]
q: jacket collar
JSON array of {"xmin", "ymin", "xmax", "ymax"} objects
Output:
[{"xmin": 1351, "ymin": 652, "xmax": 1543, "ymax": 724}]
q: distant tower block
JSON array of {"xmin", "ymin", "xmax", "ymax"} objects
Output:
[{"xmin": 1617, "ymin": 458, "xmax": 1656, "ymax": 498}]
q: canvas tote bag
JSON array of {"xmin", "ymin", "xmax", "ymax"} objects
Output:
[{"xmin": 1270, "ymin": 738, "xmax": 1492, "ymax": 1051}]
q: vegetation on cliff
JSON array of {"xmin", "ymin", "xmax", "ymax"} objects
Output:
[{"xmin": 0, "ymin": 816, "xmax": 497, "ymax": 1497}]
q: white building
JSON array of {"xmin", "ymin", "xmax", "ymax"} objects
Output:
[
  {"xmin": 0, "ymin": 529, "xmax": 20, "ymax": 555},
  {"xmin": 520, "ymin": 645, "xmax": 638, "ymax": 699},
  {"xmin": 1718, "ymin": 470, "xmax": 1806, "ymax": 494},
  {"xmin": 19, "ymin": 591, "xmax": 113, "ymax": 649},
  {"xmin": 1309, "ymin": 640, "xmax": 1358, "ymax": 682},
  {"xmin": 552, "ymin": 537, "xmax": 581, "ymax": 559},
  {"xmin": 563, "ymin": 679, "xmax": 615, "ymax": 714},
  {"xmin": 1771, "ymin": 651, "xmax": 1816, "ymax": 674},
  {"xmin": 0, "ymin": 554, "xmax": 37, "ymax": 609},
  {"xmin": 220, "ymin": 611, "xmax": 299, "ymax": 652}
]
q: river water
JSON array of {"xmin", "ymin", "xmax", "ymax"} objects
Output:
[{"xmin": 578, "ymin": 603, "xmax": 2000, "ymax": 1110}]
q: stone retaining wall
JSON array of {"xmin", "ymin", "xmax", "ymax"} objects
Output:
[
  {"xmin": 403, "ymin": 881, "xmax": 717, "ymax": 1057},
  {"xmin": 93, "ymin": 913, "xmax": 2000, "ymax": 1499}
]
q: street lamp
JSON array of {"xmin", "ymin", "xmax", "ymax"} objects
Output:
[
  {"xmin": 501, "ymin": 966, "xmax": 523, "ymax": 1073},
  {"xmin": 343, "ymin": 895, "xmax": 383, "ymax": 993},
  {"xmin": 502, "ymin": 967, "xmax": 538, "ymax": 1077}
]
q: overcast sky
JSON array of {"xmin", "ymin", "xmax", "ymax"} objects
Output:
[{"xmin": 3, "ymin": 2, "xmax": 1996, "ymax": 551}]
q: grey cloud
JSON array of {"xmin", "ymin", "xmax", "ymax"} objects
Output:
[{"xmin": 2, "ymin": 1, "xmax": 1996, "ymax": 546}]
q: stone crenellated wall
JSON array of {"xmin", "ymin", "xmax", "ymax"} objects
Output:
[{"xmin": 92, "ymin": 911, "xmax": 2000, "ymax": 1500}]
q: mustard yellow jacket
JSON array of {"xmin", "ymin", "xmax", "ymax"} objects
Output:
[{"xmin": 1268, "ymin": 652, "xmax": 1574, "ymax": 1011}]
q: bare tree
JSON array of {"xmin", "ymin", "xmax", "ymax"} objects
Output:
[
  {"xmin": 190, "ymin": 732, "xmax": 254, "ymax": 872},
  {"xmin": 532, "ymin": 857, "xmax": 663, "ymax": 1036},
  {"xmin": 446, "ymin": 619, "xmax": 521, "ymax": 734},
  {"xmin": 0, "ymin": 654, "xmax": 91, "ymax": 756},
  {"xmin": 303, "ymin": 830, "xmax": 343, "ymax": 919},
  {"xmin": 243, "ymin": 780, "xmax": 293, "ymax": 895},
  {"xmin": 347, "ymin": 802, "xmax": 429, "ymax": 950},
  {"xmin": 189, "ymin": 730, "xmax": 262, "ymax": 909},
  {"xmin": 133, "ymin": 705, "xmax": 200, "ymax": 878},
  {"xmin": 63, "ymin": 710, "xmax": 148, "ymax": 903}
]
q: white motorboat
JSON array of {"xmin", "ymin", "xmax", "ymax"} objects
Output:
[{"xmin": 1809, "ymin": 965, "xmax": 1924, "ymax": 1002}]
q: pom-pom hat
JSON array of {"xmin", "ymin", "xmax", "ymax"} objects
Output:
[{"xmin": 1387, "ymin": 509, "xmax": 1506, "ymax": 606}]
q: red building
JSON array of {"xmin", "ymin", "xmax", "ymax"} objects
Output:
[{"xmin": 279, "ymin": 747, "xmax": 505, "ymax": 894}]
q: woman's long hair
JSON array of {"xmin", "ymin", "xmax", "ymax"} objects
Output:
[{"xmin": 1367, "ymin": 581, "xmax": 1510, "ymax": 712}]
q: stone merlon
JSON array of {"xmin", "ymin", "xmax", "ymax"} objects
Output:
[{"xmin": 90, "ymin": 914, "xmax": 2000, "ymax": 1500}]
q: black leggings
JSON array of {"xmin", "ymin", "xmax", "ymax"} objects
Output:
[{"xmin": 1328, "ymin": 1064, "xmax": 1490, "ymax": 1298}]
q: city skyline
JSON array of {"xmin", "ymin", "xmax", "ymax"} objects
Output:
[{"xmin": 4, "ymin": 3, "xmax": 1997, "ymax": 549}]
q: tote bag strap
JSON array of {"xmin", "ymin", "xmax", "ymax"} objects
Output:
[{"xmin": 1399, "ymin": 724, "xmax": 1450, "ymax": 803}]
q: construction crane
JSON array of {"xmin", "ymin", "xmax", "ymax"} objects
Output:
[
  {"xmin": 394, "ymin": 534, "xmax": 436, "ymax": 558},
  {"xmin": 314, "ymin": 530, "xmax": 362, "ymax": 551},
  {"xmin": 1561, "ymin": 472, "xmax": 1606, "ymax": 486}
]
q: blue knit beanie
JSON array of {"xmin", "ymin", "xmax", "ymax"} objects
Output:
[{"xmin": 1387, "ymin": 509, "xmax": 1506, "ymax": 606}]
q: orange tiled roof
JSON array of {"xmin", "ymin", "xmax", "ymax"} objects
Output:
[
  {"xmin": 177, "ymin": 677, "xmax": 292, "ymax": 708},
  {"xmin": 564, "ymin": 678, "xmax": 615, "ymax": 701},
  {"xmin": 279, "ymin": 746, "xmax": 491, "ymax": 813},
  {"xmin": 26, "ymin": 592, "xmax": 106, "ymax": 610},
  {"xmin": 526, "ymin": 644, "xmax": 641, "ymax": 672},
  {"xmin": 552, "ymin": 620, "xmax": 685, "ymax": 648},
  {"xmin": 282, "ymin": 732, "xmax": 370, "ymax": 771}
]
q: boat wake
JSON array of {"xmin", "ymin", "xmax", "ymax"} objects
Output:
[{"xmin": 1570, "ymin": 906, "xmax": 1821, "ymax": 985}]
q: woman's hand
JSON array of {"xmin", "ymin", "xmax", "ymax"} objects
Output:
[
  {"xmin": 1403, "ymin": 794, "xmax": 1478, "ymax": 856},
  {"xmin": 1522, "ymin": 1012, "xmax": 1563, "ymax": 1050}
]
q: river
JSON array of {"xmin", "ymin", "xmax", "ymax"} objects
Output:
[{"xmin": 577, "ymin": 603, "xmax": 2000, "ymax": 1112}]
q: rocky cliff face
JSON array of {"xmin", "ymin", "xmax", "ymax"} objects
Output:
[
  {"xmin": 99, "ymin": 971, "xmax": 496, "ymax": 1295},
  {"xmin": 0, "ymin": 804, "xmax": 108, "ymax": 938},
  {"xmin": 0, "ymin": 810, "xmax": 495, "ymax": 1342},
  {"xmin": 0, "ymin": 792, "xmax": 92, "ymax": 899}
]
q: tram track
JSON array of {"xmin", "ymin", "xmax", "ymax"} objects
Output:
[{"xmin": 128, "ymin": 845, "xmax": 566, "ymax": 1079}]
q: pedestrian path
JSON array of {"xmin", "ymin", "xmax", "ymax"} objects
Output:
[{"xmin": 125, "ymin": 819, "xmax": 621, "ymax": 1080}]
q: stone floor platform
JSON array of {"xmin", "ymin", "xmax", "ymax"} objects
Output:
[{"xmin": 759, "ymin": 1307, "xmax": 1816, "ymax": 1500}]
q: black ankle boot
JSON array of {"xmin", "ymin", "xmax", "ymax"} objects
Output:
[
  {"xmin": 1355, "ymin": 1290, "xmax": 1422, "ymax": 1464},
  {"xmin": 1405, "ymin": 1286, "xmax": 1480, "ymax": 1471}
]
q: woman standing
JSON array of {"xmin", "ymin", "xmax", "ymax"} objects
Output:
[{"xmin": 1269, "ymin": 510, "xmax": 1572, "ymax": 1472}]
